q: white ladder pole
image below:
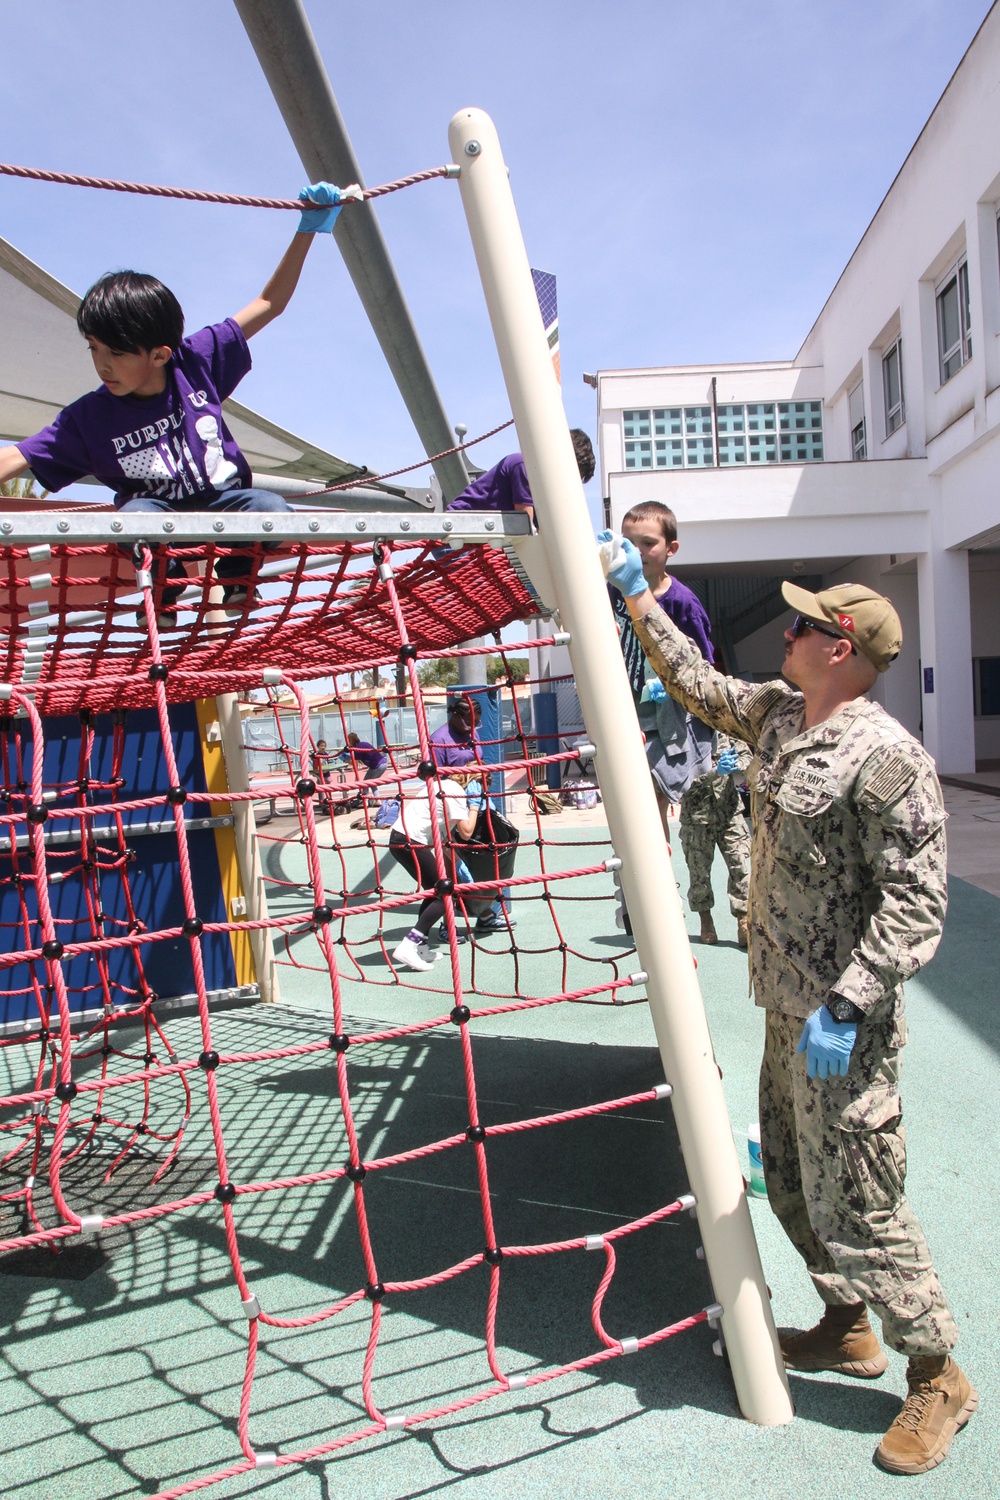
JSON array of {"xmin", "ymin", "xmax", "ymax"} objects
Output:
[{"xmin": 448, "ymin": 105, "xmax": 792, "ymax": 1427}]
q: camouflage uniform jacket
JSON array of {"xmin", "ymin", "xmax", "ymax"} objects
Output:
[
  {"xmin": 680, "ymin": 732, "xmax": 751, "ymax": 825},
  {"xmin": 633, "ymin": 607, "xmax": 948, "ymax": 1037}
]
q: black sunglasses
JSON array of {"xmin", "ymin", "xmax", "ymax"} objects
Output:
[{"xmin": 791, "ymin": 615, "xmax": 856, "ymax": 653}]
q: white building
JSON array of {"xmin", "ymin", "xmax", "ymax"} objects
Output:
[{"xmin": 596, "ymin": 4, "xmax": 1000, "ymax": 775}]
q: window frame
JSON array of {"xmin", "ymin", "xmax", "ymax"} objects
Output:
[
  {"xmin": 973, "ymin": 657, "xmax": 1000, "ymax": 718},
  {"xmin": 935, "ymin": 258, "xmax": 972, "ymax": 385},
  {"xmin": 848, "ymin": 380, "xmax": 866, "ymax": 460},
  {"xmin": 882, "ymin": 337, "xmax": 905, "ymax": 436}
]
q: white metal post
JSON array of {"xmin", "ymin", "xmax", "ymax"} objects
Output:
[{"xmin": 449, "ymin": 106, "xmax": 793, "ymax": 1427}]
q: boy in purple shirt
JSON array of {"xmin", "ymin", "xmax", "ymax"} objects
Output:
[
  {"xmin": 607, "ymin": 501, "xmax": 715, "ymax": 827},
  {"xmin": 446, "ymin": 430, "xmax": 595, "ymax": 529},
  {"xmin": 0, "ymin": 181, "xmax": 351, "ymax": 622}
]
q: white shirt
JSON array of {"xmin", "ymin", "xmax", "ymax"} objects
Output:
[{"xmin": 390, "ymin": 777, "xmax": 466, "ymax": 845}]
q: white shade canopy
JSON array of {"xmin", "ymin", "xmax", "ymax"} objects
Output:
[{"xmin": 0, "ymin": 232, "xmax": 364, "ymax": 491}]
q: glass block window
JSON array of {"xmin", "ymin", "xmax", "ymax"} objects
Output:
[
  {"xmin": 778, "ymin": 401, "xmax": 823, "ymax": 461},
  {"xmin": 624, "ymin": 439, "xmax": 653, "ymax": 468},
  {"xmin": 883, "ymin": 338, "xmax": 905, "ymax": 435},
  {"xmin": 654, "ymin": 438, "xmax": 685, "ymax": 468},
  {"xmin": 717, "ymin": 404, "xmax": 746, "ymax": 465},
  {"xmin": 936, "ymin": 260, "xmax": 972, "ymax": 384},
  {"xmin": 747, "ymin": 433, "xmax": 778, "ymax": 463},
  {"xmin": 745, "ymin": 403, "xmax": 776, "ymax": 431},
  {"xmin": 621, "ymin": 400, "xmax": 823, "ymax": 469},
  {"xmin": 652, "ymin": 408, "xmax": 683, "ymax": 436}
]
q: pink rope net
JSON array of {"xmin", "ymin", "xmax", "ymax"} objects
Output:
[{"xmin": 0, "ymin": 540, "xmax": 713, "ymax": 1497}]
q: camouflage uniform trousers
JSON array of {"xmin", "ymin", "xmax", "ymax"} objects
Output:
[
  {"xmin": 678, "ymin": 800, "xmax": 750, "ymax": 916},
  {"xmin": 760, "ymin": 1008, "xmax": 958, "ymax": 1356}
]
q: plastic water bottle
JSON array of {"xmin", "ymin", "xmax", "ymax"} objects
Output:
[{"xmin": 747, "ymin": 1123, "xmax": 766, "ymax": 1197}]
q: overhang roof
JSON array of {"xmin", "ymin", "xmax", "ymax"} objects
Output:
[{"xmin": 0, "ymin": 233, "xmax": 364, "ymax": 489}]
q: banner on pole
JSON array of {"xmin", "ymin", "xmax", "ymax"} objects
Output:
[{"xmin": 531, "ymin": 268, "xmax": 560, "ymax": 384}]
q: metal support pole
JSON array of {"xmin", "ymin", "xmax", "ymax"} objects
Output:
[
  {"xmin": 233, "ymin": 0, "xmax": 470, "ymax": 501},
  {"xmin": 449, "ymin": 106, "xmax": 792, "ymax": 1427},
  {"xmin": 214, "ymin": 692, "xmax": 281, "ymax": 1005}
]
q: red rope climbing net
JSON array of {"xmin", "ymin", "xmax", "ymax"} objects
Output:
[{"xmin": 0, "ymin": 539, "xmax": 718, "ymax": 1496}]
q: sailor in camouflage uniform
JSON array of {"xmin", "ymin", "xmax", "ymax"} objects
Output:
[
  {"xmin": 599, "ymin": 530, "xmax": 977, "ymax": 1477},
  {"xmin": 678, "ymin": 732, "xmax": 751, "ymax": 945}
]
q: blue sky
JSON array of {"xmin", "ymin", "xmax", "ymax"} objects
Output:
[{"xmin": 1, "ymin": 0, "xmax": 994, "ymax": 524}]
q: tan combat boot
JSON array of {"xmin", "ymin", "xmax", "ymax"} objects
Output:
[
  {"xmin": 875, "ymin": 1356, "xmax": 978, "ymax": 1474},
  {"xmin": 736, "ymin": 917, "xmax": 749, "ymax": 948},
  {"xmin": 699, "ymin": 911, "xmax": 718, "ymax": 944},
  {"xmin": 779, "ymin": 1302, "xmax": 888, "ymax": 1377}
]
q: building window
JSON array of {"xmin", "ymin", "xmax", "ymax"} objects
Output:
[
  {"xmin": 882, "ymin": 338, "xmax": 905, "ymax": 435},
  {"xmin": 936, "ymin": 259, "xmax": 972, "ymax": 384},
  {"xmin": 848, "ymin": 381, "xmax": 866, "ymax": 460},
  {"xmin": 778, "ymin": 401, "xmax": 824, "ymax": 462},
  {"xmin": 621, "ymin": 401, "xmax": 823, "ymax": 469},
  {"xmin": 974, "ymin": 658, "xmax": 1000, "ymax": 717}
]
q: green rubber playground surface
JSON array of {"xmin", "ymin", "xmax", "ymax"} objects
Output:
[{"xmin": 1, "ymin": 812, "xmax": 996, "ymax": 1499}]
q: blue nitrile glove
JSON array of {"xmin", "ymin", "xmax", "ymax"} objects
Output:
[
  {"xmin": 716, "ymin": 748, "xmax": 740, "ymax": 775},
  {"xmin": 297, "ymin": 181, "xmax": 345, "ymax": 233},
  {"xmin": 796, "ymin": 1007, "xmax": 858, "ymax": 1080},
  {"xmin": 455, "ymin": 858, "xmax": 474, "ymax": 885},
  {"xmin": 646, "ymin": 679, "xmax": 668, "ymax": 702},
  {"xmin": 597, "ymin": 530, "xmax": 647, "ymax": 598}
]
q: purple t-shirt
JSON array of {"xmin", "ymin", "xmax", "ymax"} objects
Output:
[
  {"xmin": 340, "ymin": 741, "xmax": 386, "ymax": 771},
  {"xmin": 429, "ymin": 721, "xmax": 482, "ymax": 769},
  {"xmin": 445, "ymin": 452, "xmax": 533, "ymax": 512},
  {"xmin": 611, "ymin": 576, "xmax": 714, "ymax": 693},
  {"xmin": 18, "ymin": 319, "xmax": 252, "ymax": 508}
]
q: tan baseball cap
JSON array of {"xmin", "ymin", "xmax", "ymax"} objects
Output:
[{"xmin": 781, "ymin": 581, "xmax": 902, "ymax": 672}]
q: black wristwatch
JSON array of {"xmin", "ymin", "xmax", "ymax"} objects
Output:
[{"xmin": 826, "ymin": 995, "xmax": 864, "ymax": 1024}]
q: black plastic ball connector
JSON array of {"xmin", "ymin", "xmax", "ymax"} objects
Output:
[
  {"xmin": 198, "ymin": 1051, "xmax": 220, "ymax": 1071},
  {"xmin": 101, "ymin": 1045, "xmax": 112, "ymax": 1058},
  {"xmin": 42, "ymin": 939, "xmax": 64, "ymax": 961},
  {"xmin": 214, "ymin": 1183, "xmax": 237, "ymax": 1204},
  {"xmin": 166, "ymin": 785, "xmax": 187, "ymax": 805},
  {"xmin": 183, "ymin": 917, "xmax": 203, "ymax": 937},
  {"xmin": 77, "ymin": 777, "xmax": 89, "ymax": 793},
  {"xmin": 365, "ymin": 1281, "xmax": 385, "ymax": 1302},
  {"xmin": 148, "ymin": 662, "xmax": 169, "ymax": 681},
  {"xmin": 329, "ymin": 1033, "xmax": 350, "ymax": 1053},
  {"xmin": 54, "ymin": 1080, "xmax": 78, "ymax": 1103},
  {"xmin": 483, "ymin": 1246, "xmax": 504, "ymax": 1266},
  {"xmin": 346, "ymin": 1162, "xmax": 367, "ymax": 1183},
  {"xmin": 144, "ymin": 1053, "xmax": 156, "ymax": 1066},
  {"xmin": 93, "ymin": 1113, "xmax": 102, "ymax": 1124},
  {"xmin": 416, "ymin": 760, "xmax": 435, "ymax": 781},
  {"xmin": 450, "ymin": 1004, "xmax": 471, "ymax": 1026},
  {"xmin": 466, "ymin": 1124, "xmax": 487, "ymax": 1144},
  {"xmin": 435, "ymin": 877, "xmax": 454, "ymax": 897},
  {"xmin": 398, "ymin": 643, "xmax": 418, "ymax": 662},
  {"xmin": 27, "ymin": 804, "xmax": 48, "ymax": 825},
  {"xmin": 296, "ymin": 778, "xmax": 316, "ymax": 799},
  {"xmin": 313, "ymin": 904, "xmax": 333, "ymax": 925}
]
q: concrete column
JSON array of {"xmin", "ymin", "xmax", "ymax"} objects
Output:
[{"xmin": 916, "ymin": 544, "xmax": 975, "ymax": 773}]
